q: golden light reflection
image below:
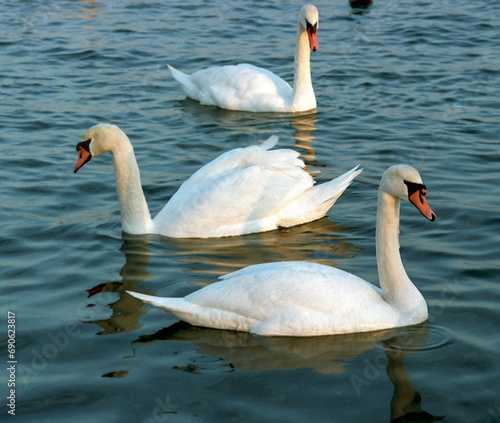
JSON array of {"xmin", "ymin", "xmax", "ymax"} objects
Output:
[
  {"xmin": 161, "ymin": 219, "xmax": 361, "ymax": 279},
  {"xmin": 290, "ymin": 112, "xmax": 318, "ymax": 167},
  {"xmin": 78, "ymin": 0, "xmax": 102, "ymax": 21}
]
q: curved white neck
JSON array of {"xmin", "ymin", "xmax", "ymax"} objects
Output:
[
  {"xmin": 292, "ymin": 23, "xmax": 316, "ymax": 110},
  {"xmin": 375, "ymin": 190, "xmax": 426, "ymax": 316},
  {"xmin": 110, "ymin": 138, "xmax": 154, "ymax": 234}
]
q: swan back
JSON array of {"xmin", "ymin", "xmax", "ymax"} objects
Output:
[{"xmin": 152, "ymin": 136, "xmax": 315, "ymax": 237}]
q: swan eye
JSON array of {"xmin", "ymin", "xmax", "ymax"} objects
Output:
[
  {"xmin": 76, "ymin": 139, "xmax": 91, "ymax": 152},
  {"xmin": 306, "ymin": 21, "xmax": 318, "ymax": 33},
  {"xmin": 403, "ymin": 180, "xmax": 426, "ymax": 200}
]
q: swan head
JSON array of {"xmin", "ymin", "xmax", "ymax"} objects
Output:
[
  {"xmin": 299, "ymin": 5, "xmax": 319, "ymax": 52},
  {"xmin": 380, "ymin": 165, "xmax": 436, "ymax": 221},
  {"xmin": 74, "ymin": 124, "xmax": 127, "ymax": 173}
]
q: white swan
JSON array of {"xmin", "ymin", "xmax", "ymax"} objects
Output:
[
  {"xmin": 128, "ymin": 165, "xmax": 436, "ymax": 336},
  {"xmin": 74, "ymin": 123, "xmax": 361, "ymax": 238},
  {"xmin": 168, "ymin": 4, "xmax": 319, "ymax": 113}
]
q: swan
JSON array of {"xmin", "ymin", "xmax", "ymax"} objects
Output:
[
  {"xmin": 128, "ymin": 165, "xmax": 436, "ymax": 336},
  {"xmin": 73, "ymin": 123, "xmax": 361, "ymax": 238},
  {"xmin": 168, "ymin": 4, "xmax": 319, "ymax": 113}
]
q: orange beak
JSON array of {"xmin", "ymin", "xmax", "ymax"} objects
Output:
[
  {"xmin": 409, "ymin": 189, "xmax": 436, "ymax": 221},
  {"xmin": 307, "ymin": 25, "xmax": 318, "ymax": 52},
  {"xmin": 74, "ymin": 141, "xmax": 92, "ymax": 173}
]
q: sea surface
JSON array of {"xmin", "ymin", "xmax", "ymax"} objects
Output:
[{"xmin": 1, "ymin": 0, "xmax": 499, "ymax": 422}]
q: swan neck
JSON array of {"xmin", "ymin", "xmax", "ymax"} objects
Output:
[
  {"xmin": 110, "ymin": 137, "xmax": 153, "ymax": 234},
  {"xmin": 375, "ymin": 190, "xmax": 413, "ymax": 305},
  {"xmin": 292, "ymin": 23, "xmax": 315, "ymax": 109}
]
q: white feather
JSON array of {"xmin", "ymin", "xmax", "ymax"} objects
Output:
[{"xmin": 168, "ymin": 5, "xmax": 320, "ymax": 113}]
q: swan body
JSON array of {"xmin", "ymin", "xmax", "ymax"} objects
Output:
[
  {"xmin": 128, "ymin": 165, "xmax": 436, "ymax": 336},
  {"xmin": 168, "ymin": 5, "xmax": 319, "ymax": 113},
  {"xmin": 74, "ymin": 124, "xmax": 361, "ymax": 238}
]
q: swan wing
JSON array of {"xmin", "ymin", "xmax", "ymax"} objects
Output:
[{"xmin": 153, "ymin": 138, "xmax": 314, "ymax": 237}]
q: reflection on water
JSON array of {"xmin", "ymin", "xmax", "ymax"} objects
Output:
[
  {"xmin": 133, "ymin": 323, "xmax": 422, "ymax": 374},
  {"xmin": 78, "ymin": 0, "xmax": 101, "ymax": 21},
  {"xmin": 349, "ymin": 0, "xmax": 373, "ymax": 13},
  {"xmin": 161, "ymin": 218, "xmax": 361, "ymax": 276},
  {"xmin": 85, "ymin": 289, "xmax": 145, "ymax": 335},
  {"xmin": 134, "ymin": 323, "xmax": 443, "ymax": 421},
  {"xmin": 84, "ymin": 219, "xmax": 362, "ymax": 334},
  {"xmin": 174, "ymin": 100, "xmax": 321, "ymax": 165},
  {"xmin": 290, "ymin": 112, "xmax": 322, "ymax": 169},
  {"xmin": 383, "ymin": 335, "xmax": 445, "ymax": 422},
  {"xmin": 175, "ymin": 98, "xmax": 292, "ymax": 137},
  {"xmin": 84, "ymin": 236, "xmax": 154, "ymax": 335}
]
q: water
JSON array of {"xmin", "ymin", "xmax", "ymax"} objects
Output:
[{"xmin": 0, "ymin": 0, "xmax": 499, "ymax": 421}]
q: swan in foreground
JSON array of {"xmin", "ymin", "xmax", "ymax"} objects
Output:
[
  {"xmin": 73, "ymin": 123, "xmax": 361, "ymax": 238},
  {"xmin": 128, "ymin": 165, "xmax": 436, "ymax": 336},
  {"xmin": 168, "ymin": 5, "xmax": 319, "ymax": 113}
]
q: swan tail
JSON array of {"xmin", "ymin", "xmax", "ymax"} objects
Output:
[
  {"xmin": 127, "ymin": 291, "xmax": 256, "ymax": 332},
  {"xmin": 127, "ymin": 291, "xmax": 187, "ymax": 314},
  {"xmin": 259, "ymin": 135, "xmax": 279, "ymax": 150},
  {"xmin": 315, "ymin": 165, "xmax": 363, "ymax": 207},
  {"xmin": 168, "ymin": 64, "xmax": 199, "ymax": 100},
  {"xmin": 277, "ymin": 166, "xmax": 362, "ymax": 227},
  {"xmin": 300, "ymin": 165, "xmax": 362, "ymax": 218}
]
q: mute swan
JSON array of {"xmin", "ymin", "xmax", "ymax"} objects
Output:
[
  {"xmin": 168, "ymin": 4, "xmax": 319, "ymax": 113},
  {"xmin": 74, "ymin": 123, "xmax": 361, "ymax": 238},
  {"xmin": 128, "ymin": 165, "xmax": 436, "ymax": 336}
]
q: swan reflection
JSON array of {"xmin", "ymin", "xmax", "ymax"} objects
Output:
[
  {"xmin": 133, "ymin": 323, "xmax": 425, "ymax": 373},
  {"xmin": 161, "ymin": 218, "xmax": 361, "ymax": 276},
  {"xmin": 134, "ymin": 323, "xmax": 443, "ymax": 421},
  {"xmin": 173, "ymin": 99, "xmax": 320, "ymax": 156}
]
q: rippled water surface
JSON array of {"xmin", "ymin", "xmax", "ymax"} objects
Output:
[{"xmin": 1, "ymin": 0, "xmax": 499, "ymax": 422}]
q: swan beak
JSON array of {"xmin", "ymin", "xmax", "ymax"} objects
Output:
[
  {"xmin": 74, "ymin": 140, "xmax": 92, "ymax": 173},
  {"xmin": 307, "ymin": 23, "xmax": 319, "ymax": 51},
  {"xmin": 409, "ymin": 189, "xmax": 436, "ymax": 221}
]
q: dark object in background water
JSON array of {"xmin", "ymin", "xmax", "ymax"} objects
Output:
[{"xmin": 350, "ymin": 0, "xmax": 373, "ymax": 8}]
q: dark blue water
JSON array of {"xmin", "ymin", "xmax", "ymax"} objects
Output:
[{"xmin": 1, "ymin": 0, "xmax": 499, "ymax": 421}]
